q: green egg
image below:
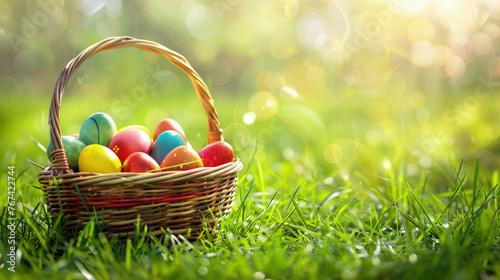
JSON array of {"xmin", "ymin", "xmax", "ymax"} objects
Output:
[
  {"xmin": 47, "ymin": 136, "xmax": 87, "ymax": 172},
  {"xmin": 79, "ymin": 112, "xmax": 117, "ymax": 146}
]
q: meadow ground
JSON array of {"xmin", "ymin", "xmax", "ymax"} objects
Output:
[{"xmin": 1, "ymin": 90, "xmax": 499, "ymax": 280}]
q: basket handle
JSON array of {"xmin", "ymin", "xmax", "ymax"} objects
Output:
[{"xmin": 49, "ymin": 36, "xmax": 223, "ymax": 175}]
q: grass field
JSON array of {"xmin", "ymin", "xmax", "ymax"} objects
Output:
[{"xmin": 1, "ymin": 87, "xmax": 499, "ymax": 279}]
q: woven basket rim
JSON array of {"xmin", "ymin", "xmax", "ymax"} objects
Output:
[{"xmin": 40, "ymin": 159, "xmax": 243, "ymax": 187}]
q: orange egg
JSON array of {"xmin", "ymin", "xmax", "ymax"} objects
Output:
[
  {"xmin": 153, "ymin": 118, "xmax": 187, "ymax": 143},
  {"xmin": 160, "ymin": 146, "xmax": 203, "ymax": 171}
]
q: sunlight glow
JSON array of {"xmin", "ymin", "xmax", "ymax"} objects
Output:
[
  {"xmin": 243, "ymin": 112, "xmax": 256, "ymax": 125},
  {"xmin": 383, "ymin": 159, "xmax": 392, "ymax": 169}
]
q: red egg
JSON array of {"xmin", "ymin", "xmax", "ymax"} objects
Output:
[
  {"xmin": 198, "ymin": 141, "xmax": 234, "ymax": 167},
  {"xmin": 153, "ymin": 118, "xmax": 187, "ymax": 143},
  {"xmin": 69, "ymin": 133, "xmax": 79, "ymax": 138},
  {"xmin": 123, "ymin": 152, "xmax": 160, "ymax": 173},
  {"xmin": 160, "ymin": 146, "xmax": 203, "ymax": 171},
  {"xmin": 109, "ymin": 129, "xmax": 153, "ymax": 164}
]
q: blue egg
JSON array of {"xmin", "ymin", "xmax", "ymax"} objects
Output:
[{"xmin": 150, "ymin": 130, "xmax": 186, "ymax": 164}]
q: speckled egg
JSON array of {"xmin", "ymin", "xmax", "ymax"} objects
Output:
[
  {"xmin": 149, "ymin": 130, "xmax": 185, "ymax": 164},
  {"xmin": 108, "ymin": 129, "xmax": 152, "ymax": 164},
  {"xmin": 160, "ymin": 146, "xmax": 203, "ymax": 171}
]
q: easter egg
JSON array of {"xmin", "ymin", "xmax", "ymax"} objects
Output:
[
  {"xmin": 117, "ymin": 125, "xmax": 153, "ymax": 143},
  {"xmin": 198, "ymin": 141, "xmax": 234, "ymax": 167},
  {"xmin": 150, "ymin": 130, "xmax": 186, "ymax": 164},
  {"xmin": 153, "ymin": 118, "xmax": 187, "ymax": 143},
  {"xmin": 47, "ymin": 136, "xmax": 87, "ymax": 171},
  {"xmin": 109, "ymin": 129, "xmax": 153, "ymax": 164},
  {"xmin": 79, "ymin": 112, "xmax": 117, "ymax": 146},
  {"xmin": 123, "ymin": 152, "xmax": 160, "ymax": 173},
  {"xmin": 69, "ymin": 133, "xmax": 80, "ymax": 138},
  {"xmin": 78, "ymin": 144, "xmax": 122, "ymax": 173},
  {"xmin": 160, "ymin": 146, "xmax": 203, "ymax": 171}
]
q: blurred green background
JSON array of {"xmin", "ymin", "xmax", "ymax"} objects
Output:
[{"xmin": 1, "ymin": 0, "xmax": 499, "ymax": 191}]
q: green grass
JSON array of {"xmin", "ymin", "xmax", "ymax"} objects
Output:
[
  {"xmin": 1, "ymin": 148, "xmax": 499, "ymax": 279},
  {"xmin": 1, "ymin": 68, "xmax": 499, "ymax": 279}
]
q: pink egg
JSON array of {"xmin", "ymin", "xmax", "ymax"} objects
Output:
[
  {"xmin": 198, "ymin": 141, "xmax": 234, "ymax": 167},
  {"xmin": 109, "ymin": 129, "xmax": 152, "ymax": 164},
  {"xmin": 123, "ymin": 152, "xmax": 160, "ymax": 173}
]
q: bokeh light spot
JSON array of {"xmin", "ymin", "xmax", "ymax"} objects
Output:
[
  {"xmin": 483, "ymin": 23, "xmax": 500, "ymax": 41},
  {"xmin": 284, "ymin": 0, "xmax": 300, "ymax": 18},
  {"xmin": 471, "ymin": 124, "xmax": 493, "ymax": 148},
  {"xmin": 81, "ymin": 0, "xmax": 106, "ymax": 16},
  {"xmin": 416, "ymin": 109, "xmax": 430, "ymax": 123},
  {"xmin": 433, "ymin": 45, "xmax": 451, "ymax": 66},
  {"xmin": 211, "ymin": 60, "xmax": 233, "ymax": 85},
  {"xmin": 410, "ymin": 41, "xmax": 434, "ymax": 67},
  {"xmin": 224, "ymin": 123, "xmax": 250, "ymax": 151},
  {"xmin": 249, "ymin": 92, "xmax": 278, "ymax": 120},
  {"xmin": 471, "ymin": 33, "xmax": 492, "ymax": 55},
  {"xmin": 364, "ymin": 100, "xmax": 390, "ymax": 127},
  {"xmin": 243, "ymin": 112, "xmax": 256, "ymax": 125},
  {"xmin": 282, "ymin": 147, "xmax": 295, "ymax": 160},
  {"xmin": 419, "ymin": 155, "xmax": 432, "ymax": 168},
  {"xmin": 407, "ymin": 17, "xmax": 435, "ymax": 43},
  {"xmin": 259, "ymin": 20, "xmax": 275, "ymax": 38},
  {"xmin": 270, "ymin": 33, "xmax": 297, "ymax": 59},
  {"xmin": 186, "ymin": 5, "xmax": 220, "ymax": 40},
  {"xmin": 409, "ymin": 91, "xmax": 425, "ymax": 109},
  {"xmin": 363, "ymin": 56, "xmax": 392, "ymax": 86},
  {"xmin": 256, "ymin": 70, "xmax": 282, "ymax": 93},
  {"xmin": 280, "ymin": 86, "xmax": 298, "ymax": 101},
  {"xmin": 198, "ymin": 267, "xmax": 208, "ymax": 276},
  {"xmin": 0, "ymin": 28, "xmax": 9, "ymax": 54},
  {"xmin": 96, "ymin": 14, "xmax": 120, "ymax": 37},
  {"xmin": 445, "ymin": 56, "xmax": 466, "ymax": 79},
  {"xmin": 14, "ymin": 51, "xmax": 37, "ymax": 74},
  {"xmin": 39, "ymin": 48, "xmax": 55, "ymax": 76},
  {"xmin": 383, "ymin": 159, "xmax": 392, "ymax": 169},
  {"xmin": 366, "ymin": 128, "xmax": 382, "ymax": 146},
  {"xmin": 324, "ymin": 144, "xmax": 343, "ymax": 164},
  {"xmin": 296, "ymin": 12, "xmax": 328, "ymax": 51},
  {"xmin": 307, "ymin": 65, "xmax": 327, "ymax": 87},
  {"xmin": 383, "ymin": 69, "xmax": 407, "ymax": 99},
  {"xmin": 340, "ymin": 169, "xmax": 350, "ymax": 182},
  {"xmin": 106, "ymin": 0, "xmax": 122, "ymax": 15}
]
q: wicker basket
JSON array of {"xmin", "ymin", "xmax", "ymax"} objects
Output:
[{"xmin": 38, "ymin": 36, "xmax": 243, "ymax": 240}]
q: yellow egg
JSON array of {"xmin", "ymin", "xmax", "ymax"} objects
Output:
[
  {"xmin": 78, "ymin": 144, "xmax": 122, "ymax": 173},
  {"xmin": 117, "ymin": 125, "xmax": 154, "ymax": 143}
]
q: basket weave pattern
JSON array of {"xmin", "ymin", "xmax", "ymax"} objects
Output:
[{"xmin": 38, "ymin": 36, "xmax": 242, "ymax": 240}]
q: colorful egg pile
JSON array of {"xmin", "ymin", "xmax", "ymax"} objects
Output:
[{"xmin": 47, "ymin": 113, "xmax": 234, "ymax": 174}]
